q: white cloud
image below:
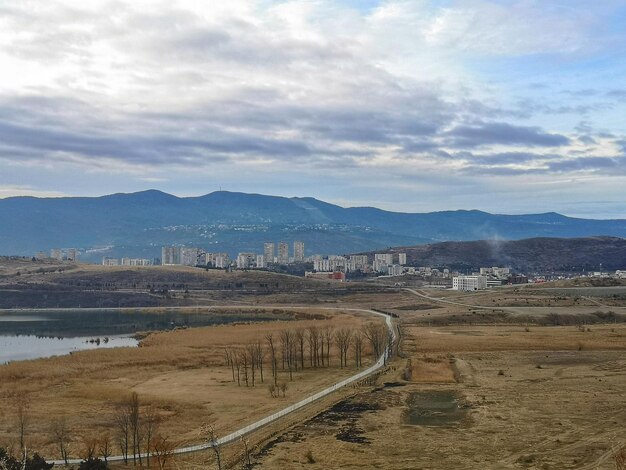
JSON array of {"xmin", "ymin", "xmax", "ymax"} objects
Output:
[{"xmin": 0, "ymin": 0, "xmax": 623, "ymax": 214}]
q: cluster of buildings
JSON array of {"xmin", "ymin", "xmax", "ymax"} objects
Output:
[
  {"xmin": 160, "ymin": 241, "xmax": 307, "ymax": 270},
  {"xmin": 102, "ymin": 257, "xmax": 154, "ymax": 266},
  {"xmin": 155, "ymin": 243, "xmax": 410, "ymax": 281},
  {"xmin": 35, "ymin": 248, "xmax": 79, "ymax": 262},
  {"xmin": 564, "ymin": 270, "xmax": 626, "ymax": 280},
  {"xmin": 452, "ymin": 266, "xmax": 528, "ymax": 291}
]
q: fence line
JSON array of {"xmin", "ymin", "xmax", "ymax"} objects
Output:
[{"xmin": 52, "ymin": 308, "xmax": 394, "ymax": 465}]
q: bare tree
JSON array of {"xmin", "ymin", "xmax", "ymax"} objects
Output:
[
  {"xmin": 129, "ymin": 392, "xmax": 143, "ymax": 466},
  {"xmin": 152, "ymin": 434, "xmax": 175, "ymax": 470},
  {"xmin": 13, "ymin": 393, "xmax": 30, "ymax": 457},
  {"xmin": 246, "ymin": 344, "xmax": 256, "ymax": 387},
  {"xmin": 113, "ymin": 402, "xmax": 131, "ymax": 464},
  {"xmin": 280, "ymin": 330, "xmax": 295, "ymax": 380},
  {"xmin": 143, "ymin": 405, "xmax": 161, "ymax": 467},
  {"xmin": 307, "ymin": 327, "xmax": 320, "ymax": 368},
  {"xmin": 241, "ymin": 350, "xmax": 249, "ymax": 387},
  {"xmin": 363, "ymin": 322, "xmax": 387, "ymax": 360},
  {"xmin": 50, "ymin": 417, "xmax": 72, "ymax": 465},
  {"xmin": 80, "ymin": 436, "xmax": 98, "ymax": 461},
  {"xmin": 200, "ymin": 424, "xmax": 222, "ymax": 470},
  {"xmin": 322, "ymin": 326, "xmax": 333, "ymax": 367},
  {"xmin": 265, "ymin": 333, "xmax": 277, "ymax": 386},
  {"xmin": 335, "ymin": 329, "xmax": 352, "ymax": 368},
  {"xmin": 295, "ymin": 328, "xmax": 306, "ymax": 370},
  {"xmin": 225, "ymin": 349, "xmax": 236, "ymax": 382},
  {"xmin": 234, "ymin": 352, "xmax": 242, "ymax": 386},
  {"xmin": 353, "ymin": 331, "xmax": 364, "ymax": 368},
  {"xmin": 253, "ymin": 339, "xmax": 265, "ymax": 384},
  {"xmin": 98, "ymin": 433, "xmax": 113, "ymax": 466}
]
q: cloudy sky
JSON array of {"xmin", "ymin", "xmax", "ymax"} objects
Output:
[{"xmin": 0, "ymin": 0, "xmax": 625, "ymax": 217}]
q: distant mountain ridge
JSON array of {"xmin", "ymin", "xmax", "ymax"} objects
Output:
[
  {"xmin": 1, "ymin": 190, "xmax": 625, "ymax": 261},
  {"xmin": 359, "ymin": 236, "xmax": 626, "ymax": 272}
]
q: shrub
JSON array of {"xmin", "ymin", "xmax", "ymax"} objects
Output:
[
  {"xmin": 79, "ymin": 457, "xmax": 108, "ymax": 470},
  {"xmin": 305, "ymin": 450, "xmax": 316, "ymax": 464}
]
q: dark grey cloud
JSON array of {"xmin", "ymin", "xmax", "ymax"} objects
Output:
[
  {"xmin": 549, "ymin": 156, "xmax": 625, "ymax": 173},
  {"xmin": 607, "ymin": 89, "xmax": 626, "ymax": 100},
  {"xmin": 460, "ymin": 165, "xmax": 545, "ymax": 176},
  {"xmin": 466, "ymin": 151, "xmax": 557, "ymax": 165},
  {"xmin": 0, "ymin": 114, "xmax": 316, "ymax": 166},
  {"xmin": 445, "ymin": 122, "xmax": 570, "ymax": 148},
  {"xmin": 577, "ymin": 135, "xmax": 597, "ymax": 145},
  {"xmin": 560, "ymin": 89, "xmax": 599, "ymax": 97}
]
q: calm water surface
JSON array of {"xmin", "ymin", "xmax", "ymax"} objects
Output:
[
  {"xmin": 0, "ymin": 308, "xmax": 275, "ymax": 364},
  {"xmin": 0, "ymin": 335, "xmax": 138, "ymax": 363}
]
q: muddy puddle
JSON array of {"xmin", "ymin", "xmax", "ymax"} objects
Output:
[{"xmin": 404, "ymin": 391, "xmax": 465, "ymax": 426}]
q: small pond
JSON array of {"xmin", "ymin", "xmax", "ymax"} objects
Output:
[{"xmin": 404, "ymin": 391, "xmax": 466, "ymax": 426}]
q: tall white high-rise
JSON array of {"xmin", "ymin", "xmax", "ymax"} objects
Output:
[
  {"xmin": 293, "ymin": 241, "xmax": 305, "ymax": 262},
  {"xmin": 161, "ymin": 246, "xmax": 181, "ymax": 265},
  {"xmin": 277, "ymin": 242, "xmax": 289, "ymax": 264},
  {"xmin": 264, "ymin": 243, "xmax": 275, "ymax": 264}
]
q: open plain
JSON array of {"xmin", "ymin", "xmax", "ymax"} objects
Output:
[{"xmin": 0, "ymin": 264, "xmax": 625, "ymax": 469}]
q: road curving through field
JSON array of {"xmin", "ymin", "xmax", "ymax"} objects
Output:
[{"xmin": 51, "ymin": 306, "xmax": 395, "ymax": 466}]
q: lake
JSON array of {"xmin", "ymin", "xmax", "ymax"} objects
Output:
[
  {"xmin": 0, "ymin": 308, "xmax": 286, "ymax": 363},
  {"xmin": 0, "ymin": 334, "xmax": 138, "ymax": 363}
]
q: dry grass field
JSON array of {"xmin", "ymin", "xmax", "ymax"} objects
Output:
[
  {"xmin": 0, "ymin": 307, "xmax": 382, "ymax": 461},
  {"xmin": 2, "ymin": 269, "xmax": 626, "ymax": 469},
  {"xmin": 252, "ymin": 324, "xmax": 626, "ymax": 470}
]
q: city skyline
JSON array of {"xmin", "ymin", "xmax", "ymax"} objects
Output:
[{"xmin": 0, "ymin": 1, "xmax": 624, "ymax": 218}]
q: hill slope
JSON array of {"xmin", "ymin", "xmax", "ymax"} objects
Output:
[
  {"xmin": 1, "ymin": 190, "xmax": 625, "ymax": 260},
  {"xmin": 362, "ymin": 236, "xmax": 626, "ymax": 271}
]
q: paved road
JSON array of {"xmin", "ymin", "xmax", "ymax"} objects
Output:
[{"xmin": 51, "ymin": 306, "xmax": 395, "ymax": 466}]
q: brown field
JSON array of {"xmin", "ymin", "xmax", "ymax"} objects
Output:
[
  {"xmin": 0, "ymin": 307, "xmax": 383, "ymax": 461},
  {"xmin": 252, "ymin": 324, "xmax": 626, "ymax": 470},
  {"xmin": 2, "ymin": 268, "xmax": 626, "ymax": 469}
]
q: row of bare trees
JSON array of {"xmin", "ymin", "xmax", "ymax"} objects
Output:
[
  {"xmin": 3, "ymin": 392, "xmax": 175, "ymax": 469},
  {"xmin": 223, "ymin": 322, "xmax": 390, "ymax": 388},
  {"xmin": 50, "ymin": 412, "xmax": 174, "ymax": 469},
  {"xmin": 112, "ymin": 392, "xmax": 174, "ymax": 467}
]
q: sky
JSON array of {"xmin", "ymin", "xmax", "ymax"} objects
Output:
[{"xmin": 0, "ymin": 0, "xmax": 625, "ymax": 218}]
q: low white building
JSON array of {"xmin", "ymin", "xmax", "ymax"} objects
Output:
[
  {"xmin": 213, "ymin": 254, "xmax": 230, "ymax": 268},
  {"xmin": 480, "ymin": 266, "xmax": 510, "ymax": 278},
  {"xmin": 236, "ymin": 253, "xmax": 256, "ymax": 269},
  {"xmin": 453, "ymin": 275, "xmax": 488, "ymax": 291},
  {"xmin": 102, "ymin": 257, "xmax": 119, "ymax": 266},
  {"xmin": 388, "ymin": 264, "xmax": 403, "ymax": 276},
  {"xmin": 348, "ymin": 255, "xmax": 369, "ymax": 272}
]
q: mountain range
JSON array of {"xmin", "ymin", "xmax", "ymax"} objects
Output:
[{"xmin": 1, "ymin": 190, "xmax": 625, "ymax": 261}]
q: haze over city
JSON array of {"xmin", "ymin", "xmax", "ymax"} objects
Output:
[{"xmin": 1, "ymin": 0, "xmax": 625, "ymax": 217}]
